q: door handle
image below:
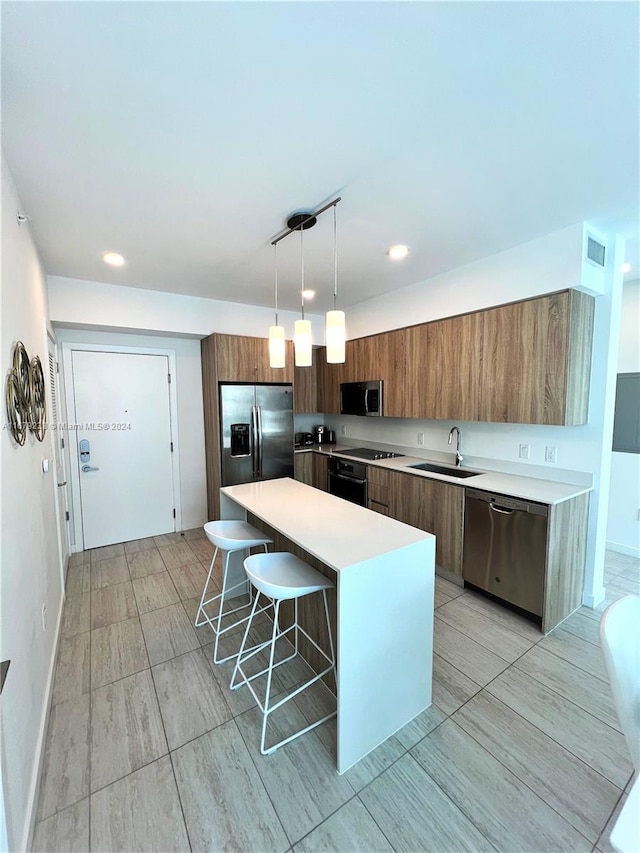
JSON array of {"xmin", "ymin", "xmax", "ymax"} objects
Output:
[
  {"xmin": 81, "ymin": 465, "xmax": 99, "ymax": 473},
  {"xmin": 57, "ymin": 480, "xmax": 67, "ymax": 487},
  {"xmin": 489, "ymin": 503, "xmax": 514, "ymax": 514}
]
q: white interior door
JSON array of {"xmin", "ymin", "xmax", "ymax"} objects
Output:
[
  {"xmin": 47, "ymin": 338, "xmax": 69, "ymax": 579},
  {"xmin": 71, "ymin": 350, "xmax": 175, "ymax": 549}
]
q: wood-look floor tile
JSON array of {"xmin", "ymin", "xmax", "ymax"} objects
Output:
[
  {"xmin": 393, "ymin": 703, "xmax": 447, "ymax": 750},
  {"xmin": 205, "ymin": 644, "xmax": 290, "ymax": 717},
  {"xmin": 91, "ymin": 543, "xmax": 125, "ymax": 562},
  {"xmin": 90, "ymin": 756, "xmax": 189, "ymax": 852},
  {"xmin": 182, "ymin": 595, "xmax": 218, "ymax": 646},
  {"xmin": 172, "ymin": 721, "xmax": 289, "ymax": 852},
  {"xmin": 168, "ymin": 562, "xmax": 209, "ymax": 600},
  {"xmin": 32, "ymin": 798, "xmax": 89, "ymax": 853},
  {"xmin": 596, "ymin": 793, "xmax": 629, "ymax": 853},
  {"xmin": 433, "ymin": 617, "xmax": 509, "ymax": 686},
  {"xmin": 123, "ymin": 536, "xmax": 157, "ymax": 555},
  {"xmin": 132, "ymin": 571, "xmax": 180, "ymax": 613},
  {"xmin": 90, "ymin": 669, "xmax": 167, "ymax": 792},
  {"xmin": 127, "ymin": 548, "xmax": 167, "ymax": 580},
  {"xmin": 537, "ymin": 627, "xmax": 609, "ymax": 682},
  {"xmin": 459, "ymin": 589, "xmax": 543, "ymax": 641},
  {"xmin": 235, "ymin": 700, "xmax": 355, "ymax": 843},
  {"xmin": 181, "ymin": 526, "xmax": 206, "ymax": 540},
  {"xmin": 61, "ymin": 592, "xmax": 90, "ymax": 637},
  {"xmin": 140, "ymin": 602, "xmax": 200, "ymax": 665},
  {"xmin": 434, "ymin": 576, "xmax": 465, "ymax": 601},
  {"xmin": 187, "ymin": 537, "xmax": 215, "ymax": 563},
  {"xmin": 487, "ymin": 667, "xmax": 633, "ymax": 788},
  {"xmin": 157, "ymin": 541, "xmax": 199, "ymax": 569},
  {"xmin": 607, "ymin": 573, "xmax": 640, "ymax": 596},
  {"xmin": 153, "ymin": 532, "xmax": 186, "ymax": 547},
  {"xmin": 37, "ymin": 695, "xmax": 90, "ymax": 820},
  {"xmin": 294, "ymin": 797, "xmax": 394, "ymax": 853},
  {"xmin": 91, "ymin": 581, "xmax": 137, "ymax": 629},
  {"xmin": 436, "ymin": 596, "xmax": 535, "ymax": 662},
  {"xmin": 432, "ymin": 652, "xmax": 482, "ymax": 716},
  {"xmin": 52, "ymin": 632, "xmax": 90, "ymax": 706},
  {"xmin": 68, "ymin": 551, "xmax": 91, "ymax": 568},
  {"xmin": 359, "ymin": 753, "xmax": 493, "ymax": 852},
  {"xmin": 434, "ymin": 585, "xmax": 454, "ymax": 609},
  {"xmin": 514, "ymin": 645, "xmax": 621, "ymax": 731},
  {"xmin": 560, "ymin": 607, "xmax": 602, "ymax": 646},
  {"xmin": 91, "ymin": 617, "xmax": 149, "ymax": 689},
  {"xmin": 411, "ymin": 719, "xmax": 591, "ymax": 852},
  {"xmin": 152, "ymin": 648, "xmax": 232, "ymax": 750},
  {"xmin": 90, "ymin": 555, "xmax": 130, "ymax": 589},
  {"xmin": 454, "ymin": 691, "xmax": 622, "ymax": 842},
  {"xmin": 65, "ymin": 564, "xmax": 90, "ymax": 595}
]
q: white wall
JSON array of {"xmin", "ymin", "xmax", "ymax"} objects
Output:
[
  {"xmin": 0, "ymin": 160, "xmax": 64, "ymax": 851},
  {"xmin": 54, "ymin": 329, "xmax": 208, "ymax": 538},
  {"xmin": 607, "ymin": 279, "xmax": 640, "ymax": 556},
  {"xmin": 336, "ymin": 224, "xmax": 624, "ymax": 608},
  {"xmin": 48, "ymin": 275, "xmax": 325, "ymax": 341}
]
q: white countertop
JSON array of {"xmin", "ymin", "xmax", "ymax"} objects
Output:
[
  {"xmin": 312, "ymin": 446, "xmax": 591, "ymax": 506},
  {"xmin": 221, "ymin": 477, "xmax": 434, "ymax": 571}
]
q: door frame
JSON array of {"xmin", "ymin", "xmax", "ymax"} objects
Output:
[
  {"xmin": 61, "ymin": 343, "xmax": 182, "ymax": 552},
  {"xmin": 47, "ymin": 333, "xmax": 70, "ymax": 586}
]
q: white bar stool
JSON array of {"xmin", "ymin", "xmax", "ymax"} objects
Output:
[
  {"xmin": 195, "ymin": 520, "xmax": 273, "ymax": 665},
  {"xmin": 230, "ymin": 551, "xmax": 336, "ymax": 755}
]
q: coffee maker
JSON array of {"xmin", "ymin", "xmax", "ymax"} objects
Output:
[{"xmin": 313, "ymin": 425, "xmax": 326, "ymax": 445}]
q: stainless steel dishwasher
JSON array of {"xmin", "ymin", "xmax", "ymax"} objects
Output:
[{"xmin": 462, "ymin": 488, "xmax": 548, "ymax": 618}]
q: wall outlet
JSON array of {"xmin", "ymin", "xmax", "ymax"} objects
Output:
[
  {"xmin": 41, "ymin": 603, "xmax": 47, "ymax": 632},
  {"xmin": 417, "ymin": 433, "xmax": 425, "ymax": 446},
  {"xmin": 518, "ymin": 443, "xmax": 530, "ymax": 460},
  {"xmin": 545, "ymin": 446, "xmax": 558, "ymax": 463},
  {"xmin": 340, "ymin": 425, "xmax": 346, "ymax": 436}
]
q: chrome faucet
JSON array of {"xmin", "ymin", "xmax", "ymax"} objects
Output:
[{"xmin": 448, "ymin": 426, "xmax": 463, "ymax": 467}]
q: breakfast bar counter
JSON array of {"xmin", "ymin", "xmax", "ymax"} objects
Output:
[{"xmin": 220, "ymin": 477, "xmax": 435, "ymax": 773}]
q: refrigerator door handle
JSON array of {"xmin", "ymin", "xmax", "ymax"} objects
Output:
[
  {"xmin": 251, "ymin": 406, "xmax": 259, "ymax": 479},
  {"xmin": 256, "ymin": 405, "xmax": 263, "ymax": 478}
]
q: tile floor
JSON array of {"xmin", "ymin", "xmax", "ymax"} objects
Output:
[{"xmin": 32, "ymin": 535, "xmax": 639, "ymax": 852}]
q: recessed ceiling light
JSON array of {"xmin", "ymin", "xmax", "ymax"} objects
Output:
[
  {"xmin": 386, "ymin": 245, "xmax": 409, "ymax": 261},
  {"xmin": 301, "ymin": 289, "xmax": 315, "ymax": 300},
  {"xmin": 102, "ymin": 251, "xmax": 125, "ymax": 267},
  {"xmin": 621, "ymin": 262, "xmax": 631, "ymax": 273}
]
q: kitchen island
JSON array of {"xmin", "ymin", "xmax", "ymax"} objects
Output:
[{"xmin": 220, "ymin": 477, "xmax": 435, "ymax": 774}]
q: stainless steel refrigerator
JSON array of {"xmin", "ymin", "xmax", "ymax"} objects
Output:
[{"xmin": 219, "ymin": 383, "xmax": 294, "ymax": 486}]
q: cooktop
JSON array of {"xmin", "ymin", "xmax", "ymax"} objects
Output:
[{"xmin": 342, "ymin": 447, "xmax": 405, "ymax": 461}]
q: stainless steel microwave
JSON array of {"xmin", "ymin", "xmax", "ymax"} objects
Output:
[{"xmin": 340, "ymin": 380, "xmax": 383, "ymax": 417}]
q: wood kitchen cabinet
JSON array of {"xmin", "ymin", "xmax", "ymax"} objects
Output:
[
  {"xmin": 294, "ymin": 452, "xmax": 313, "ymax": 486},
  {"xmin": 316, "ymin": 349, "xmax": 342, "ymax": 414},
  {"xmin": 294, "ymin": 348, "xmax": 318, "ymax": 413},
  {"xmin": 214, "ymin": 333, "xmax": 294, "ymax": 383},
  {"xmin": 312, "ymin": 453, "xmax": 329, "ymax": 491},
  {"xmin": 479, "ymin": 290, "xmax": 594, "ymax": 425},
  {"xmin": 387, "ymin": 470, "xmax": 464, "ymax": 576}
]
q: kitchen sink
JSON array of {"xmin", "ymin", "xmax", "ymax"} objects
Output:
[{"xmin": 408, "ymin": 462, "xmax": 481, "ymax": 479}]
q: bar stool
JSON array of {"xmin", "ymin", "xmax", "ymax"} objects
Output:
[
  {"xmin": 195, "ymin": 520, "xmax": 273, "ymax": 665},
  {"xmin": 231, "ymin": 551, "xmax": 336, "ymax": 755}
]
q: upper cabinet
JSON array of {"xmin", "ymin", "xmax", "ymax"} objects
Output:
[
  {"xmin": 479, "ymin": 290, "xmax": 594, "ymax": 425},
  {"xmin": 294, "ymin": 348, "xmax": 318, "ymax": 414},
  {"xmin": 214, "ymin": 334, "xmax": 294, "ymax": 384}
]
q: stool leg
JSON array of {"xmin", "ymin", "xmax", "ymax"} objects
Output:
[
  {"xmin": 230, "ymin": 590, "xmax": 262, "ymax": 690},
  {"xmin": 261, "ymin": 598, "xmax": 281, "ymax": 756},
  {"xmin": 213, "ymin": 549, "xmax": 233, "ymax": 664},
  {"xmin": 194, "ymin": 546, "xmax": 220, "ymax": 627}
]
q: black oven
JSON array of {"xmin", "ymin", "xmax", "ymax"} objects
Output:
[{"xmin": 327, "ymin": 458, "xmax": 367, "ymax": 506}]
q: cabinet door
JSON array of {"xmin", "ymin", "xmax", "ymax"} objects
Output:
[
  {"xmin": 316, "ymin": 352, "xmax": 341, "ymax": 414},
  {"xmin": 388, "ymin": 471, "xmax": 463, "ymax": 575},
  {"xmin": 294, "ymin": 453, "xmax": 313, "ymax": 486},
  {"xmin": 257, "ymin": 339, "xmax": 294, "ymax": 383},
  {"xmin": 215, "ymin": 334, "xmax": 258, "ymax": 382},
  {"xmin": 380, "ymin": 329, "xmax": 414, "ymax": 418},
  {"xmin": 312, "ymin": 453, "xmax": 329, "ymax": 491},
  {"xmin": 294, "ymin": 348, "xmax": 318, "ymax": 413},
  {"xmin": 480, "ymin": 293, "xmax": 569, "ymax": 424}
]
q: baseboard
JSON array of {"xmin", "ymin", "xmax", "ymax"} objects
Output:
[
  {"xmin": 606, "ymin": 540, "xmax": 640, "ymax": 559},
  {"xmin": 583, "ymin": 586, "xmax": 606, "ymax": 609},
  {"xmin": 21, "ymin": 594, "xmax": 65, "ymax": 853}
]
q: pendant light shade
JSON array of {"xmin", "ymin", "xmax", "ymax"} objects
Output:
[
  {"xmin": 325, "ymin": 204, "xmax": 346, "ymax": 363},
  {"xmin": 268, "ymin": 325, "xmax": 286, "ymax": 368},
  {"xmin": 268, "ymin": 244, "xmax": 286, "ymax": 369},
  {"xmin": 325, "ymin": 310, "xmax": 346, "ymax": 363},
  {"xmin": 294, "ymin": 319, "xmax": 312, "ymax": 367}
]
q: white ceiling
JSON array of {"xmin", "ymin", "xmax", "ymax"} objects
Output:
[{"xmin": 2, "ymin": 2, "xmax": 638, "ymax": 314}]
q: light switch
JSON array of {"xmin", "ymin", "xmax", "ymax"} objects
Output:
[{"xmin": 41, "ymin": 458, "xmax": 50, "ymax": 473}]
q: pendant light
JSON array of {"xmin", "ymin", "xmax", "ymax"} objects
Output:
[
  {"xmin": 268, "ymin": 244, "xmax": 286, "ymax": 369},
  {"xmin": 326, "ymin": 204, "xmax": 346, "ymax": 363},
  {"xmin": 294, "ymin": 219, "xmax": 312, "ymax": 367}
]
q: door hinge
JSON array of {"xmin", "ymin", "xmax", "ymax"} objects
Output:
[
  {"xmin": 65, "ymin": 511, "xmax": 70, "ymax": 521},
  {"xmin": 56, "ymin": 361, "xmax": 59, "ymax": 373},
  {"xmin": 168, "ymin": 373, "xmax": 172, "ymax": 384},
  {"xmin": 170, "ymin": 441, "xmax": 174, "ymax": 452},
  {"xmin": 61, "ymin": 437, "xmax": 65, "ymax": 449},
  {"xmin": 173, "ymin": 508, "xmax": 176, "ymax": 519}
]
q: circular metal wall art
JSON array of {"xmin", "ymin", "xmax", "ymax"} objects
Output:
[{"xmin": 5, "ymin": 341, "xmax": 47, "ymax": 445}]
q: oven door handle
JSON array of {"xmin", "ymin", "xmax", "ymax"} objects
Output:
[{"xmin": 330, "ymin": 472, "xmax": 367, "ymax": 486}]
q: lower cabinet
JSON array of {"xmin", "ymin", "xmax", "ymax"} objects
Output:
[
  {"xmin": 312, "ymin": 453, "xmax": 329, "ymax": 491},
  {"xmin": 386, "ymin": 470, "xmax": 464, "ymax": 577},
  {"xmin": 294, "ymin": 453, "xmax": 313, "ymax": 486}
]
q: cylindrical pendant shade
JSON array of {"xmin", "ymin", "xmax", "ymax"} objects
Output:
[
  {"xmin": 325, "ymin": 310, "xmax": 346, "ymax": 363},
  {"xmin": 294, "ymin": 319, "xmax": 312, "ymax": 367},
  {"xmin": 268, "ymin": 325, "xmax": 286, "ymax": 368}
]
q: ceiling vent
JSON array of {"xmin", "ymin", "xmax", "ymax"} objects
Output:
[{"xmin": 586, "ymin": 234, "xmax": 606, "ymax": 268}]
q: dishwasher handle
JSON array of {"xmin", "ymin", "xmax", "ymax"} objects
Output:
[{"xmin": 490, "ymin": 503, "xmax": 515, "ymax": 515}]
